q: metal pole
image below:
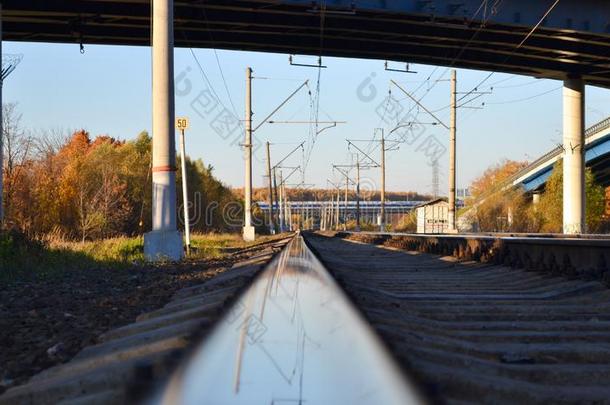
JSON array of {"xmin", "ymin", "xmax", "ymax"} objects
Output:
[
  {"xmin": 335, "ymin": 189, "xmax": 340, "ymax": 230},
  {"xmin": 265, "ymin": 141, "xmax": 275, "ymax": 234},
  {"xmin": 563, "ymin": 76, "xmax": 585, "ymax": 234},
  {"xmin": 287, "ymin": 196, "xmax": 292, "ymax": 231},
  {"xmin": 144, "ymin": 0, "xmax": 182, "ymax": 261},
  {"xmin": 356, "ymin": 161, "xmax": 361, "ymax": 231},
  {"xmin": 380, "ymin": 130, "xmax": 386, "ymax": 232},
  {"xmin": 278, "ymin": 170, "xmax": 284, "ymax": 232},
  {"xmin": 321, "ymin": 201, "xmax": 324, "ymax": 231},
  {"xmin": 331, "ymin": 195, "xmax": 335, "ymax": 230},
  {"xmin": 179, "ymin": 129, "xmax": 191, "ymax": 255},
  {"xmin": 344, "ymin": 175, "xmax": 348, "ymax": 231},
  {"xmin": 448, "ymin": 69, "xmax": 457, "ymax": 233},
  {"xmin": 243, "ymin": 67, "xmax": 255, "ymax": 241},
  {"xmin": 284, "ymin": 179, "xmax": 288, "ymax": 230},
  {"xmin": 273, "ymin": 168, "xmax": 279, "ymax": 232}
]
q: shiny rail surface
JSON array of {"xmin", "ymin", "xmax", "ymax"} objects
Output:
[{"xmin": 153, "ymin": 233, "xmax": 423, "ymax": 404}]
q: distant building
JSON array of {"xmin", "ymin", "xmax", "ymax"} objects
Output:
[
  {"xmin": 416, "ymin": 198, "xmax": 449, "ymax": 234},
  {"xmin": 456, "ymin": 188, "xmax": 471, "ymax": 201}
]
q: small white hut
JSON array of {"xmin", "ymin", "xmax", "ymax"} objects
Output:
[{"xmin": 416, "ymin": 198, "xmax": 449, "ymax": 234}]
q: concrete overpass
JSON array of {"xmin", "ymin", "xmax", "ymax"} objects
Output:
[
  {"xmin": 3, "ymin": 0, "xmax": 610, "ymax": 258},
  {"xmin": 516, "ymin": 116, "xmax": 610, "ymax": 191},
  {"xmin": 474, "ymin": 115, "xmax": 610, "ymax": 201},
  {"xmin": 4, "ymin": 1, "xmax": 610, "ymax": 87}
]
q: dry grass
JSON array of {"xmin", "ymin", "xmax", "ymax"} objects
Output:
[{"xmin": 1, "ymin": 231, "xmax": 276, "ymax": 284}]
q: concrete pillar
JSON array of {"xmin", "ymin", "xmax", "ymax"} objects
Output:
[
  {"xmin": 532, "ymin": 193, "xmax": 540, "ymax": 205},
  {"xmin": 0, "ymin": 3, "xmax": 4, "ymax": 226},
  {"xmin": 265, "ymin": 141, "xmax": 275, "ymax": 234},
  {"xmin": 335, "ymin": 189, "xmax": 340, "ymax": 230},
  {"xmin": 144, "ymin": 0, "xmax": 183, "ymax": 261},
  {"xmin": 380, "ymin": 131, "xmax": 386, "ymax": 232},
  {"xmin": 243, "ymin": 67, "xmax": 255, "ymax": 241},
  {"xmin": 344, "ymin": 176, "xmax": 348, "ymax": 230},
  {"xmin": 273, "ymin": 168, "xmax": 279, "ymax": 231},
  {"xmin": 448, "ymin": 69, "xmax": 457, "ymax": 233},
  {"xmin": 562, "ymin": 77, "xmax": 586, "ymax": 234},
  {"xmin": 356, "ymin": 161, "xmax": 361, "ymax": 231},
  {"xmin": 278, "ymin": 170, "xmax": 284, "ymax": 232}
]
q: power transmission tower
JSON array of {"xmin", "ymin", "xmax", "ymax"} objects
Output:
[{"xmin": 432, "ymin": 158, "xmax": 440, "ymax": 199}]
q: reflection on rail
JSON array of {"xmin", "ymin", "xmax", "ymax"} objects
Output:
[{"xmin": 154, "ymin": 233, "xmax": 423, "ymax": 404}]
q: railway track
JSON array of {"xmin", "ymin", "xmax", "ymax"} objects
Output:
[
  {"xmin": 305, "ymin": 232, "xmax": 610, "ymax": 404},
  {"xmin": 0, "ymin": 237, "xmax": 293, "ymax": 405},
  {"xmin": 3, "ymin": 231, "xmax": 610, "ymax": 404}
]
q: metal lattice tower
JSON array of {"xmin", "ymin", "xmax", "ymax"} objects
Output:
[
  {"xmin": 1, "ymin": 54, "xmax": 23, "ymax": 81},
  {"xmin": 431, "ymin": 159, "xmax": 440, "ymax": 198}
]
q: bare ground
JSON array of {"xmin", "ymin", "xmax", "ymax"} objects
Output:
[{"xmin": 0, "ymin": 241, "xmax": 279, "ymax": 393}]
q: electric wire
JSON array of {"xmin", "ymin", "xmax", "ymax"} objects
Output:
[
  {"xmin": 457, "ymin": 0, "xmax": 562, "ymax": 102},
  {"xmin": 484, "ymin": 86, "xmax": 561, "ymax": 105}
]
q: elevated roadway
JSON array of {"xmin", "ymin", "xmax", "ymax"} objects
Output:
[
  {"xmin": 4, "ymin": 0, "xmax": 610, "ymax": 87},
  {"xmin": 515, "ymin": 116, "xmax": 610, "ymax": 191},
  {"xmin": 470, "ymin": 115, "xmax": 610, "ymax": 210}
]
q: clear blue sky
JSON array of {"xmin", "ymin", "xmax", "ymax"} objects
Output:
[{"xmin": 5, "ymin": 41, "xmax": 610, "ymax": 194}]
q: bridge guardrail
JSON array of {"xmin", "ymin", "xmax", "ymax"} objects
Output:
[{"xmin": 469, "ymin": 114, "xmax": 610, "ymax": 207}]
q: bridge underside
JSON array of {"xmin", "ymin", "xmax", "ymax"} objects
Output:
[
  {"xmin": 4, "ymin": 0, "xmax": 610, "ymax": 88},
  {"xmin": 522, "ymin": 135, "xmax": 610, "ymax": 192},
  {"xmin": 524, "ymin": 155, "xmax": 610, "ymax": 193}
]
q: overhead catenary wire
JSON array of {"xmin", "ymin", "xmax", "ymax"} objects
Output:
[
  {"xmin": 484, "ymin": 86, "xmax": 561, "ymax": 105},
  {"xmin": 199, "ymin": 7, "xmax": 243, "ymax": 130},
  {"xmin": 457, "ymin": 0, "xmax": 562, "ymax": 103},
  {"xmin": 404, "ymin": 0, "xmax": 505, "ymax": 109}
]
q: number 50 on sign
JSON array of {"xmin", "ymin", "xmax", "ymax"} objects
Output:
[{"xmin": 176, "ymin": 117, "xmax": 189, "ymax": 131}]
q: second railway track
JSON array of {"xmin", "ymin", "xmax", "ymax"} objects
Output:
[{"xmin": 304, "ymin": 232, "xmax": 610, "ymax": 404}]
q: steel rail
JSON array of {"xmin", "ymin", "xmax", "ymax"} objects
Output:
[{"xmin": 152, "ymin": 233, "xmax": 424, "ymax": 405}]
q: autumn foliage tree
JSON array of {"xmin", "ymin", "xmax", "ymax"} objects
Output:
[
  {"xmin": 467, "ymin": 158, "xmax": 607, "ymax": 233},
  {"xmin": 2, "ymin": 107, "xmax": 241, "ymax": 240},
  {"xmin": 537, "ymin": 160, "xmax": 606, "ymax": 233},
  {"xmin": 468, "ymin": 159, "xmax": 530, "ymax": 232}
]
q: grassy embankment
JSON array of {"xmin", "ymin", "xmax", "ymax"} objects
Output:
[{"xmin": 0, "ymin": 231, "xmax": 272, "ymax": 284}]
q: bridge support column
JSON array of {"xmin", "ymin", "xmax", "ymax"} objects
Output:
[
  {"xmin": 532, "ymin": 192, "xmax": 540, "ymax": 205},
  {"xmin": 0, "ymin": 4, "xmax": 4, "ymax": 226},
  {"xmin": 144, "ymin": 0, "xmax": 183, "ymax": 261},
  {"xmin": 562, "ymin": 77, "xmax": 586, "ymax": 234}
]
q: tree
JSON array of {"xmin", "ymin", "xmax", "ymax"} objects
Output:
[
  {"xmin": 538, "ymin": 159, "xmax": 606, "ymax": 233},
  {"xmin": 3, "ymin": 122, "xmax": 244, "ymax": 239},
  {"xmin": 2, "ymin": 103, "xmax": 32, "ymax": 223},
  {"xmin": 177, "ymin": 156, "xmax": 242, "ymax": 233},
  {"xmin": 468, "ymin": 159, "xmax": 530, "ymax": 232}
]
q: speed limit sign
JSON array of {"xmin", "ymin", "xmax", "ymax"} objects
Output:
[{"xmin": 176, "ymin": 117, "xmax": 189, "ymax": 131}]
